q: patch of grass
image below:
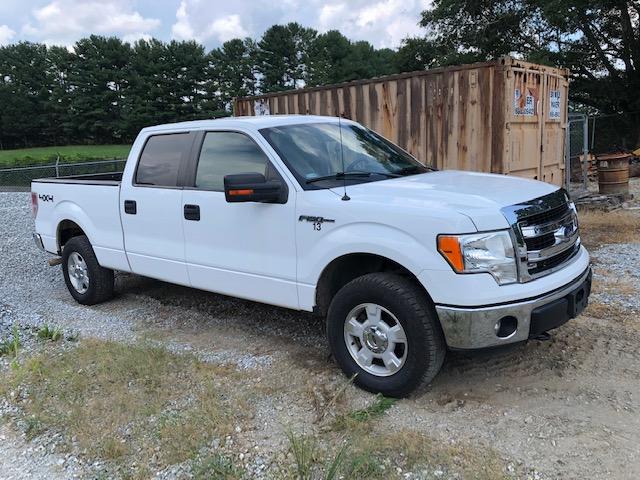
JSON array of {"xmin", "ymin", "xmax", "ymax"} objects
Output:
[
  {"xmin": 192, "ymin": 453, "xmax": 245, "ymax": 480},
  {"xmin": 2, "ymin": 339, "xmax": 248, "ymax": 472},
  {"xmin": 350, "ymin": 430, "xmax": 509, "ymax": 480},
  {"xmin": 0, "ymin": 145, "xmax": 131, "ymax": 168},
  {"xmin": 282, "ymin": 428, "xmax": 509, "ymax": 480},
  {"xmin": 285, "ymin": 431, "xmax": 348, "ymax": 480},
  {"xmin": 0, "ymin": 324, "xmax": 21, "ymax": 358},
  {"xmin": 332, "ymin": 394, "xmax": 395, "ymax": 431},
  {"xmin": 36, "ymin": 324, "xmax": 63, "ymax": 342},
  {"xmin": 578, "ymin": 210, "xmax": 640, "ymax": 249}
]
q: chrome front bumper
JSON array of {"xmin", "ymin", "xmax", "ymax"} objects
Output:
[{"xmin": 436, "ymin": 266, "xmax": 592, "ymax": 349}]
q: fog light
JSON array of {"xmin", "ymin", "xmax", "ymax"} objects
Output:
[{"xmin": 495, "ymin": 316, "xmax": 517, "ymax": 338}]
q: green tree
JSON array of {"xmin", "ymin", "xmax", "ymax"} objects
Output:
[
  {"xmin": 162, "ymin": 40, "xmax": 208, "ymax": 120},
  {"xmin": 126, "ymin": 38, "xmax": 171, "ymax": 136},
  {"xmin": 208, "ymin": 38, "xmax": 258, "ymax": 110},
  {"xmin": 257, "ymin": 22, "xmax": 317, "ymax": 91},
  {"xmin": 45, "ymin": 45, "xmax": 74, "ymax": 145},
  {"xmin": 306, "ymin": 30, "xmax": 353, "ymax": 86},
  {"xmin": 68, "ymin": 35, "xmax": 131, "ymax": 144},
  {"xmin": 0, "ymin": 42, "xmax": 50, "ymax": 149},
  {"xmin": 395, "ymin": 38, "xmax": 441, "ymax": 72}
]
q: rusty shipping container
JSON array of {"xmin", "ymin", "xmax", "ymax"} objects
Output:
[{"xmin": 234, "ymin": 56, "xmax": 570, "ymax": 186}]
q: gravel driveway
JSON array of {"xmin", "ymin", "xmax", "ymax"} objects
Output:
[{"xmin": 1, "ymin": 191, "xmax": 640, "ymax": 479}]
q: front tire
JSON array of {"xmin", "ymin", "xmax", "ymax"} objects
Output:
[
  {"xmin": 327, "ymin": 273, "xmax": 445, "ymax": 397},
  {"xmin": 62, "ymin": 235, "xmax": 114, "ymax": 305}
]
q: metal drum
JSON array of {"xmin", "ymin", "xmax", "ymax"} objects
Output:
[{"xmin": 597, "ymin": 153, "xmax": 630, "ymax": 195}]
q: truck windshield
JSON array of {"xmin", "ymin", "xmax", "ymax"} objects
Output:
[{"xmin": 259, "ymin": 122, "xmax": 430, "ymax": 189}]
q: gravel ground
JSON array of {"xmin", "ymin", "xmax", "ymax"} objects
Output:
[{"xmin": 1, "ymin": 191, "xmax": 640, "ymax": 479}]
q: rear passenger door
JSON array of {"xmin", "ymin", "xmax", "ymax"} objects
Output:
[
  {"xmin": 181, "ymin": 129, "xmax": 298, "ymax": 308},
  {"xmin": 120, "ymin": 131, "xmax": 194, "ymax": 286}
]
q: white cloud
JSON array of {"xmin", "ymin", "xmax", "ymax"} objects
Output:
[
  {"xmin": 21, "ymin": 0, "xmax": 160, "ymax": 46},
  {"xmin": 172, "ymin": 2, "xmax": 249, "ymax": 44},
  {"xmin": 206, "ymin": 15, "xmax": 248, "ymax": 43},
  {"xmin": 171, "ymin": 0, "xmax": 194, "ymax": 41},
  {"xmin": 318, "ymin": 4, "xmax": 346, "ymax": 30},
  {"xmin": 0, "ymin": 24, "xmax": 16, "ymax": 45},
  {"xmin": 322, "ymin": 0, "xmax": 427, "ymax": 48}
]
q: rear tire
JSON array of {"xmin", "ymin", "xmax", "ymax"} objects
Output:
[
  {"xmin": 326, "ymin": 273, "xmax": 445, "ymax": 397},
  {"xmin": 62, "ymin": 235, "xmax": 114, "ymax": 305}
]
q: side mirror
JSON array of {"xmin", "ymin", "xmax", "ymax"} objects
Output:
[{"xmin": 224, "ymin": 173, "xmax": 285, "ymax": 204}]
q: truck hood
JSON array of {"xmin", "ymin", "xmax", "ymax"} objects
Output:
[{"xmin": 336, "ymin": 170, "xmax": 559, "ymax": 231}]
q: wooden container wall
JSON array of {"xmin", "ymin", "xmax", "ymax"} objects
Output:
[{"xmin": 234, "ymin": 57, "xmax": 569, "ymax": 186}]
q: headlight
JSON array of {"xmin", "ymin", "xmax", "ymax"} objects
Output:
[{"xmin": 437, "ymin": 230, "xmax": 518, "ymax": 285}]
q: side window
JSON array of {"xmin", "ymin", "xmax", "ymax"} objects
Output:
[
  {"xmin": 135, "ymin": 133, "xmax": 191, "ymax": 187},
  {"xmin": 195, "ymin": 132, "xmax": 271, "ymax": 191}
]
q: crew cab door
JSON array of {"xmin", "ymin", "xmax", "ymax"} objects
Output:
[
  {"xmin": 181, "ymin": 129, "xmax": 298, "ymax": 308},
  {"xmin": 120, "ymin": 131, "xmax": 194, "ymax": 285}
]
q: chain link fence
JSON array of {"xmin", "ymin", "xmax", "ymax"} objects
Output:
[
  {"xmin": 566, "ymin": 113, "xmax": 589, "ymax": 188},
  {"xmin": 0, "ymin": 159, "xmax": 126, "ymax": 191}
]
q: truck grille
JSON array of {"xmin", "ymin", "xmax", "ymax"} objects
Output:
[{"xmin": 501, "ymin": 189, "xmax": 580, "ymax": 282}]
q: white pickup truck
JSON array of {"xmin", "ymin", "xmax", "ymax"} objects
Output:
[{"xmin": 31, "ymin": 115, "xmax": 592, "ymax": 396}]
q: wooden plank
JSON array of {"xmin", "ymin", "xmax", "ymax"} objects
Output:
[
  {"xmin": 331, "ymin": 88, "xmax": 340, "ymax": 116},
  {"xmin": 355, "ymin": 85, "xmax": 365, "ymax": 122},
  {"xmin": 409, "ymin": 76, "xmax": 422, "ymax": 160},
  {"xmin": 478, "ymin": 67, "xmax": 492, "ymax": 172},
  {"xmin": 319, "ymin": 89, "xmax": 328, "ymax": 115},
  {"xmin": 397, "ymin": 78, "xmax": 408, "ymax": 149},
  {"xmin": 342, "ymin": 86, "xmax": 352, "ymax": 119},
  {"xmin": 309, "ymin": 90, "xmax": 317, "ymax": 113},
  {"xmin": 298, "ymin": 92, "xmax": 307, "ymax": 114},
  {"xmin": 287, "ymin": 94, "xmax": 295, "ymax": 114},
  {"xmin": 368, "ymin": 84, "xmax": 379, "ymax": 132},
  {"xmin": 491, "ymin": 65, "xmax": 506, "ymax": 174}
]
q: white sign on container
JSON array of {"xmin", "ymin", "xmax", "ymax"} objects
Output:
[
  {"xmin": 514, "ymin": 88, "xmax": 535, "ymax": 116},
  {"xmin": 254, "ymin": 100, "xmax": 270, "ymax": 116},
  {"xmin": 549, "ymin": 90, "xmax": 561, "ymax": 119}
]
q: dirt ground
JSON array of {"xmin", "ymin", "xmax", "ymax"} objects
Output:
[{"xmin": 1, "ymin": 183, "xmax": 640, "ymax": 479}]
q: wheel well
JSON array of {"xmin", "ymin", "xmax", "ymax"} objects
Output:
[
  {"xmin": 315, "ymin": 253, "xmax": 425, "ymax": 316},
  {"xmin": 57, "ymin": 220, "xmax": 85, "ymax": 252}
]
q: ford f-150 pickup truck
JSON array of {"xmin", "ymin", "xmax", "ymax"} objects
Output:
[{"xmin": 31, "ymin": 115, "xmax": 592, "ymax": 396}]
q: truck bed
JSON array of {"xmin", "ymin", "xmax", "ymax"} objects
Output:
[
  {"xmin": 33, "ymin": 172, "xmax": 122, "ymax": 186},
  {"xmin": 31, "ymin": 172, "xmax": 128, "ymax": 270}
]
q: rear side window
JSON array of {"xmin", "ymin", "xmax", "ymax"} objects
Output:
[
  {"xmin": 136, "ymin": 133, "xmax": 191, "ymax": 186},
  {"xmin": 195, "ymin": 131, "xmax": 271, "ymax": 191}
]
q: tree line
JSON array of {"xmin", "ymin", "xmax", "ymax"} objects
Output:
[
  {"xmin": 1, "ymin": 1, "xmax": 638, "ymax": 150},
  {"xmin": 0, "ymin": 24, "xmax": 410, "ymax": 149}
]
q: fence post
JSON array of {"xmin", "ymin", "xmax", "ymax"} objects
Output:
[
  {"xmin": 55, "ymin": 154, "xmax": 60, "ymax": 177},
  {"xmin": 582, "ymin": 115, "xmax": 589, "ymax": 188},
  {"xmin": 564, "ymin": 120, "xmax": 571, "ymax": 191}
]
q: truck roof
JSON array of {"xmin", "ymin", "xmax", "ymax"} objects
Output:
[{"xmin": 142, "ymin": 115, "xmax": 345, "ymax": 133}]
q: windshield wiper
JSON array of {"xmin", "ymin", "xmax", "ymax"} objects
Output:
[
  {"xmin": 305, "ymin": 172, "xmax": 371, "ymax": 184},
  {"xmin": 394, "ymin": 165, "xmax": 433, "ymax": 175},
  {"xmin": 402, "ymin": 164, "xmax": 437, "ymax": 174}
]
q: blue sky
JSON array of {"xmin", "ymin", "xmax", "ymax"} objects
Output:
[{"xmin": 0, "ymin": 0, "xmax": 429, "ymax": 49}]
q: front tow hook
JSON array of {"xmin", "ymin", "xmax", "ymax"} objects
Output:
[{"xmin": 530, "ymin": 331, "xmax": 552, "ymax": 341}]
